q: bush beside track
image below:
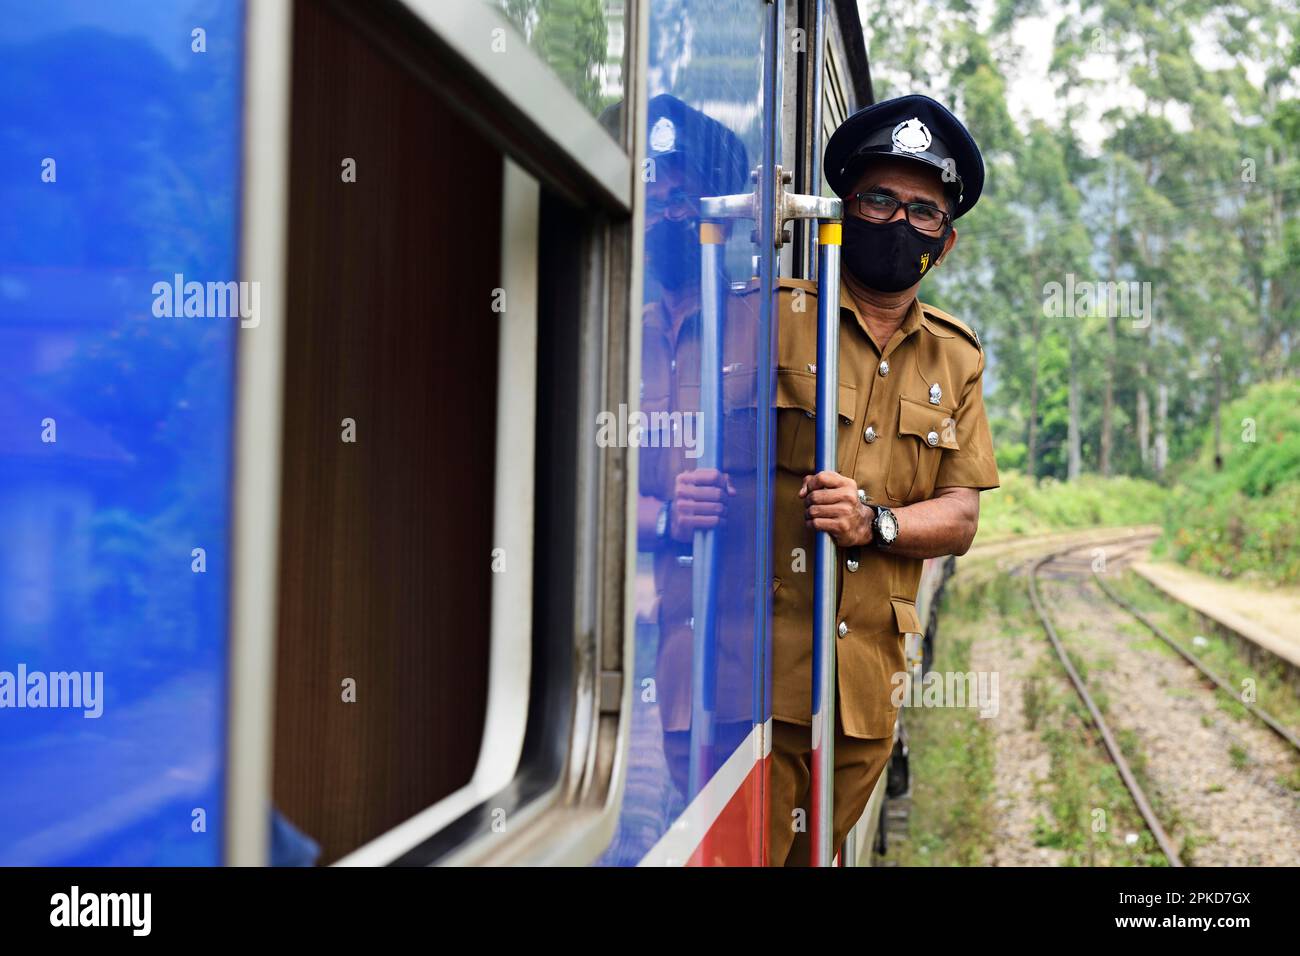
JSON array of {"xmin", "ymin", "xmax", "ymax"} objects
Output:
[{"xmin": 1157, "ymin": 379, "xmax": 1300, "ymax": 587}]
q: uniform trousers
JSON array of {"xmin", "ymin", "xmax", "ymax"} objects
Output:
[{"xmin": 767, "ymin": 708, "xmax": 895, "ymax": 867}]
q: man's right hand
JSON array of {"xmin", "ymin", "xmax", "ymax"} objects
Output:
[{"xmin": 669, "ymin": 468, "xmax": 736, "ymax": 543}]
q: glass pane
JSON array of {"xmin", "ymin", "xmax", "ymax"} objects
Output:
[
  {"xmin": 493, "ymin": 0, "xmax": 628, "ymax": 136},
  {"xmin": 0, "ymin": 0, "xmax": 244, "ymax": 864},
  {"xmin": 270, "ymin": 0, "xmax": 501, "ymax": 866},
  {"xmin": 598, "ymin": 0, "xmax": 774, "ymax": 866}
]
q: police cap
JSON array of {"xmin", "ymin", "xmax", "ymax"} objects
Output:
[
  {"xmin": 823, "ymin": 94, "xmax": 984, "ymax": 220},
  {"xmin": 644, "ymin": 93, "xmax": 749, "ymax": 197}
]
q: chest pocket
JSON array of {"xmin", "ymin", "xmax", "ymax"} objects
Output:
[
  {"xmin": 775, "ymin": 367, "xmax": 858, "ymax": 476},
  {"xmin": 721, "ymin": 362, "xmax": 759, "ymax": 472},
  {"xmin": 885, "ymin": 395, "xmax": 959, "ymax": 504},
  {"xmin": 667, "ymin": 362, "xmax": 762, "ymax": 473}
]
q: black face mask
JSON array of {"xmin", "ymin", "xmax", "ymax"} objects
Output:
[
  {"xmin": 646, "ymin": 217, "xmax": 702, "ymax": 292},
  {"xmin": 841, "ymin": 216, "xmax": 949, "ymax": 293}
]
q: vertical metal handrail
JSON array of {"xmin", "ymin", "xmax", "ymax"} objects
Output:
[
  {"xmin": 838, "ymin": 824, "xmax": 857, "ymax": 867},
  {"xmin": 809, "ymin": 221, "xmax": 842, "ymax": 866},
  {"xmin": 699, "ymin": 182, "xmax": 841, "ymax": 862},
  {"xmin": 688, "ymin": 222, "xmax": 728, "ymax": 798}
]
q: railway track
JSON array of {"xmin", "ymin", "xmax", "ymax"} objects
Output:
[
  {"xmin": 1089, "ymin": 565, "xmax": 1300, "ymax": 754},
  {"xmin": 1027, "ymin": 532, "xmax": 1300, "ymax": 867}
]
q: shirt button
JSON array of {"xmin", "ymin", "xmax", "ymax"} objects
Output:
[
  {"xmin": 878, "ymin": 360, "xmax": 890, "ymax": 376},
  {"xmin": 837, "ymin": 620, "xmax": 849, "ymax": 638},
  {"xmin": 846, "ymin": 558, "xmax": 859, "ymax": 572},
  {"xmin": 926, "ymin": 431, "xmax": 939, "ymax": 446},
  {"xmin": 864, "ymin": 425, "xmax": 877, "ymax": 443}
]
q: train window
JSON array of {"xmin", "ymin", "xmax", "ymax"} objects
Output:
[
  {"xmin": 229, "ymin": 0, "xmax": 638, "ymax": 866},
  {"xmin": 268, "ymin": 0, "xmax": 503, "ymax": 865}
]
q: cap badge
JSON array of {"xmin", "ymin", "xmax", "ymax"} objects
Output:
[
  {"xmin": 892, "ymin": 117, "xmax": 931, "ymax": 154},
  {"xmin": 650, "ymin": 116, "xmax": 676, "ymax": 154}
]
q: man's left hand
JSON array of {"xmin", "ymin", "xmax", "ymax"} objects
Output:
[{"xmin": 800, "ymin": 470, "xmax": 873, "ymax": 547}]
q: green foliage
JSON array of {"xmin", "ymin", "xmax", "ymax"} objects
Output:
[
  {"xmin": 500, "ymin": 0, "xmax": 610, "ymax": 113},
  {"xmin": 978, "ymin": 470, "xmax": 1168, "ymax": 537},
  {"xmin": 1158, "ymin": 379, "xmax": 1300, "ymax": 584},
  {"xmin": 888, "ymin": 583, "xmax": 997, "ymax": 866},
  {"xmin": 1185, "ymin": 379, "xmax": 1300, "ymax": 498},
  {"xmin": 863, "ymin": 0, "xmax": 1299, "ymax": 584}
]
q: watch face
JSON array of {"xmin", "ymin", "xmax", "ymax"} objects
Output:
[{"xmin": 879, "ymin": 510, "xmax": 898, "ymax": 542}]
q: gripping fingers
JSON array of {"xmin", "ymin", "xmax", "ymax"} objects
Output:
[
  {"xmin": 806, "ymin": 501, "xmax": 853, "ymax": 518},
  {"xmin": 805, "ymin": 486, "xmax": 854, "ymax": 506},
  {"xmin": 683, "ymin": 485, "xmax": 726, "ymax": 504},
  {"xmin": 682, "ymin": 502, "xmax": 725, "ymax": 518}
]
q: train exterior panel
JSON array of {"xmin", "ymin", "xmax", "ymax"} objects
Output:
[
  {"xmin": 0, "ymin": 0, "xmax": 939, "ymax": 867},
  {"xmin": 0, "ymin": 0, "xmax": 246, "ymax": 866}
]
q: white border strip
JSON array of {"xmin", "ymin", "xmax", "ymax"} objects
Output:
[
  {"xmin": 225, "ymin": 0, "xmax": 294, "ymax": 867},
  {"xmin": 638, "ymin": 719, "xmax": 771, "ymax": 867},
  {"xmin": 475, "ymin": 157, "xmax": 540, "ymax": 796}
]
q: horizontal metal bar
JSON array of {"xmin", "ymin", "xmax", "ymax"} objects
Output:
[
  {"xmin": 783, "ymin": 192, "xmax": 841, "ymax": 222},
  {"xmin": 700, "ymin": 192, "xmax": 757, "ymax": 221}
]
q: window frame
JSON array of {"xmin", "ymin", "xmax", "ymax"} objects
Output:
[
  {"xmin": 226, "ymin": 0, "xmax": 295, "ymax": 867},
  {"xmin": 327, "ymin": 0, "xmax": 647, "ymax": 866},
  {"xmin": 392, "ymin": 0, "xmax": 633, "ymax": 211}
]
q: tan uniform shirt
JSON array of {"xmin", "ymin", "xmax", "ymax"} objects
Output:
[
  {"xmin": 642, "ymin": 277, "xmax": 999, "ymax": 740},
  {"xmin": 771, "ymin": 278, "xmax": 1000, "ymax": 739},
  {"xmin": 641, "ymin": 290, "xmax": 762, "ymax": 733}
]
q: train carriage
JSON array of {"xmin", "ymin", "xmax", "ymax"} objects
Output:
[{"xmin": 0, "ymin": 0, "xmax": 948, "ymax": 866}]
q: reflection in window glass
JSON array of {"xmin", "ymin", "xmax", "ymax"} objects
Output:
[
  {"xmin": 495, "ymin": 0, "xmax": 626, "ymax": 125},
  {"xmin": 598, "ymin": 0, "xmax": 770, "ymax": 866}
]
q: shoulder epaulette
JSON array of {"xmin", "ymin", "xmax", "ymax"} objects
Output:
[{"xmin": 921, "ymin": 302, "xmax": 982, "ymax": 350}]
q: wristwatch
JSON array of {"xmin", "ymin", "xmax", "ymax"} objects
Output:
[
  {"xmin": 871, "ymin": 503, "xmax": 899, "ymax": 549},
  {"xmin": 655, "ymin": 500, "xmax": 672, "ymax": 541}
]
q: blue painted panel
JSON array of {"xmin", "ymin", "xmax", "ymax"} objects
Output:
[
  {"xmin": 0, "ymin": 0, "xmax": 244, "ymax": 864},
  {"xmin": 599, "ymin": 0, "xmax": 777, "ymax": 866}
]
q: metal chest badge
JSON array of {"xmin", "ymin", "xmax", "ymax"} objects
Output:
[{"xmin": 929, "ymin": 382, "xmax": 942, "ymax": 405}]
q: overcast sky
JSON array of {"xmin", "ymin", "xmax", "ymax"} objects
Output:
[{"xmin": 854, "ymin": 0, "xmax": 1267, "ymax": 152}]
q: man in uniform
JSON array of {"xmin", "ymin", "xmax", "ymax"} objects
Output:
[
  {"xmin": 765, "ymin": 94, "xmax": 1001, "ymax": 865},
  {"xmin": 632, "ymin": 95, "xmax": 763, "ymax": 836}
]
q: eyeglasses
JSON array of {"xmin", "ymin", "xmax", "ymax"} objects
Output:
[
  {"xmin": 646, "ymin": 187, "xmax": 693, "ymax": 218},
  {"xmin": 852, "ymin": 191, "xmax": 950, "ymax": 235}
]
